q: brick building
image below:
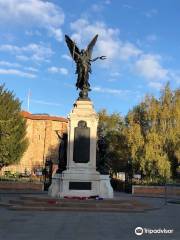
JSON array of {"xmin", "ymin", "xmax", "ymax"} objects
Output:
[{"xmin": 2, "ymin": 111, "xmax": 68, "ymax": 174}]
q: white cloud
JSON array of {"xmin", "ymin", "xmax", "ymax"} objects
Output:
[
  {"xmin": 49, "ymin": 28, "xmax": 63, "ymax": 42},
  {"xmin": 91, "ymin": 4, "xmax": 104, "ymax": 12},
  {"xmin": 104, "ymin": 0, "xmax": 111, "ymax": 4},
  {"xmin": 0, "ymin": 61, "xmax": 21, "ymax": 68},
  {"xmin": 134, "ymin": 54, "xmax": 169, "ymax": 80},
  {"xmin": 92, "ymin": 86, "xmax": 131, "ymax": 96},
  {"xmin": 145, "ymin": 9, "xmax": 158, "ymax": 18},
  {"xmin": 0, "ymin": 0, "xmax": 64, "ymax": 41},
  {"xmin": 146, "ymin": 34, "xmax": 157, "ymax": 42},
  {"xmin": 31, "ymin": 99, "xmax": 62, "ymax": 106},
  {"xmin": 168, "ymin": 71, "xmax": 180, "ymax": 84},
  {"xmin": 91, "ymin": 1, "xmax": 112, "ymax": 12},
  {"xmin": 48, "ymin": 67, "xmax": 68, "ymax": 75},
  {"xmin": 61, "ymin": 54, "xmax": 72, "ymax": 61},
  {"xmin": 1, "ymin": 33, "xmax": 15, "ymax": 42},
  {"xmin": 69, "ymin": 18, "xmax": 178, "ymax": 91},
  {"xmin": 64, "ymin": 83, "xmax": 74, "ymax": 88},
  {"xmin": 107, "ymin": 78, "xmax": 117, "ymax": 82},
  {"xmin": 134, "ymin": 54, "xmax": 180, "ymax": 89},
  {"xmin": 123, "ymin": 4, "xmax": 133, "ymax": 9},
  {"xmin": 0, "ymin": 43, "xmax": 54, "ymax": 62},
  {"xmin": 0, "ymin": 68, "xmax": 36, "ymax": 78},
  {"xmin": 0, "ymin": 45, "xmax": 19, "ymax": 52},
  {"xmin": 110, "ymin": 72, "xmax": 121, "ymax": 77},
  {"xmin": 148, "ymin": 81, "xmax": 163, "ymax": 89},
  {"xmin": 25, "ymin": 30, "xmax": 42, "ymax": 37},
  {"xmin": 25, "ymin": 67, "xmax": 38, "ymax": 72},
  {"xmin": 16, "ymin": 55, "xmax": 30, "ymax": 61},
  {"xmin": 118, "ymin": 42, "xmax": 142, "ymax": 60},
  {"xmin": 70, "ymin": 19, "xmax": 141, "ymax": 64}
]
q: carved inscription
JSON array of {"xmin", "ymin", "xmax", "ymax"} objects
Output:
[{"xmin": 69, "ymin": 182, "xmax": 92, "ymax": 190}]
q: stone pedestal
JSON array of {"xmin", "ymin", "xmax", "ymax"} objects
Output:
[{"xmin": 48, "ymin": 100, "xmax": 113, "ymax": 198}]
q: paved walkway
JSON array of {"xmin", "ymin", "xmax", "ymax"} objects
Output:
[{"xmin": 0, "ymin": 192, "xmax": 179, "ymax": 240}]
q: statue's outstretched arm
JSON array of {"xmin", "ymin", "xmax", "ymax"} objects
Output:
[
  {"xmin": 91, "ymin": 56, "xmax": 107, "ymax": 62},
  {"xmin": 91, "ymin": 57, "xmax": 99, "ymax": 62}
]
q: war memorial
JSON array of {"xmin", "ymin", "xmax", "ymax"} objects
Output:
[{"xmin": 48, "ymin": 34, "xmax": 113, "ymax": 199}]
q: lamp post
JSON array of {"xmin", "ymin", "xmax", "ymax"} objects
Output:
[{"xmin": 125, "ymin": 159, "xmax": 132, "ymax": 193}]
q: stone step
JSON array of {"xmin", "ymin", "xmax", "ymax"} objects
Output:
[
  {"xmin": 0, "ymin": 195, "xmax": 152, "ymax": 212},
  {"xmin": 14, "ymin": 198, "xmax": 136, "ymax": 205},
  {"xmin": 8, "ymin": 199, "xmax": 135, "ymax": 208},
  {"xmin": 20, "ymin": 195, "xmax": 141, "ymax": 205},
  {"xmin": 18, "ymin": 198, "xmax": 148, "ymax": 208},
  {"xmin": 8, "ymin": 205, "xmax": 145, "ymax": 212}
]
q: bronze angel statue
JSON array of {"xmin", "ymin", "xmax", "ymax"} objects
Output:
[{"xmin": 65, "ymin": 34, "xmax": 106, "ymax": 99}]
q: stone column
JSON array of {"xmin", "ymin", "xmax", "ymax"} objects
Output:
[{"xmin": 67, "ymin": 100, "xmax": 98, "ymax": 170}]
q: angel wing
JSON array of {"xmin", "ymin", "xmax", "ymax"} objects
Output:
[
  {"xmin": 65, "ymin": 35, "xmax": 81, "ymax": 63},
  {"xmin": 85, "ymin": 34, "xmax": 98, "ymax": 59}
]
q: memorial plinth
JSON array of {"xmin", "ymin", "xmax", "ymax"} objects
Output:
[{"xmin": 48, "ymin": 99, "xmax": 113, "ymax": 198}]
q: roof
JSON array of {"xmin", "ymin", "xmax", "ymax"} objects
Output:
[{"xmin": 21, "ymin": 111, "xmax": 68, "ymax": 122}]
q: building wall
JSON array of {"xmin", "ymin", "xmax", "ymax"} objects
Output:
[{"xmin": 2, "ymin": 112, "xmax": 68, "ymax": 174}]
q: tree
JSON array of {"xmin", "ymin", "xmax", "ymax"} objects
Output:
[
  {"xmin": 159, "ymin": 84, "xmax": 180, "ymax": 178},
  {"xmin": 124, "ymin": 83, "xmax": 180, "ymax": 181},
  {"xmin": 96, "ymin": 109, "xmax": 126, "ymax": 175},
  {"xmin": 142, "ymin": 131, "xmax": 171, "ymax": 180},
  {"xmin": 96, "ymin": 84, "xmax": 180, "ymax": 182},
  {"xmin": 0, "ymin": 84, "xmax": 28, "ymax": 170},
  {"xmin": 123, "ymin": 111, "xmax": 144, "ymax": 174}
]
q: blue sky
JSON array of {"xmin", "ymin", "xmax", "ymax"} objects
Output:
[{"xmin": 0, "ymin": 0, "xmax": 179, "ymax": 117}]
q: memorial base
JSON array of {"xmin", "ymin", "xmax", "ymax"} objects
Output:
[
  {"xmin": 48, "ymin": 99, "xmax": 113, "ymax": 199},
  {"xmin": 48, "ymin": 172, "xmax": 114, "ymax": 199},
  {"xmin": 57, "ymin": 169, "xmax": 100, "ymax": 198}
]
